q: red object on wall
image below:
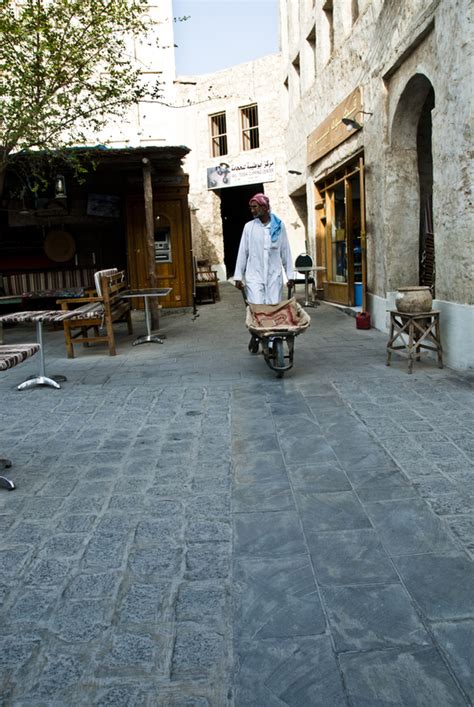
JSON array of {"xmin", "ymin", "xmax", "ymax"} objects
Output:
[{"xmin": 356, "ymin": 311, "xmax": 371, "ymax": 329}]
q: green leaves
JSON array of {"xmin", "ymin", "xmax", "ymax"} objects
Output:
[{"xmin": 0, "ymin": 0, "xmax": 151, "ymax": 174}]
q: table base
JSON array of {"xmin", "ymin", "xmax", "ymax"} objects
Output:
[
  {"xmin": 18, "ymin": 375, "xmax": 62, "ymax": 390},
  {"xmin": 0, "ymin": 459, "xmax": 15, "ymax": 490},
  {"xmin": 132, "ymin": 333, "xmax": 167, "ymax": 346}
]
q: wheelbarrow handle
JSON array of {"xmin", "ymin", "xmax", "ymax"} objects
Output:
[{"xmin": 239, "ymin": 286, "xmax": 249, "ymax": 306}]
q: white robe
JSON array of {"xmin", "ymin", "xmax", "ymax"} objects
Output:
[{"xmin": 234, "ymin": 217, "xmax": 295, "ymax": 304}]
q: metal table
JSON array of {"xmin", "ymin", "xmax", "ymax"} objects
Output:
[
  {"xmin": 1, "ymin": 343, "xmax": 40, "ymax": 488},
  {"xmin": 120, "ymin": 288, "xmax": 172, "ymax": 345},
  {"xmin": 0, "ymin": 311, "xmax": 70, "ymax": 389}
]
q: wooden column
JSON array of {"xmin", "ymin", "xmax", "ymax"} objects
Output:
[
  {"xmin": 142, "ymin": 158, "xmax": 159, "ymax": 329},
  {"xmin": 359, "ymin": 156, "xmax": 367, "ymax": 312}
]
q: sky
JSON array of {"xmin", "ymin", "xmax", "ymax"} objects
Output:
[{"xmin": 172, "ymin": 0, "xmax": 279, "ymax": 75}]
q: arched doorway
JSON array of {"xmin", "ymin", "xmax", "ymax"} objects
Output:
[{"xmin": 386, "ymin": 74, "xmax": 435, "ymax": 292}]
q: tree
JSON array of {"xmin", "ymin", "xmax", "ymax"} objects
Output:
[{"xmin": 0, "ymin": 0, "xmax": 153, "ymax": 195}]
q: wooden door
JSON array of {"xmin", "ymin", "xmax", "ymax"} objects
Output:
[
  {"xmin": 318, "ymin": 158, "xmax": 365, "ymax": 307},
  {"xmin": 127, "ymin": 195, "xmax": 193, "ymax": 308}
]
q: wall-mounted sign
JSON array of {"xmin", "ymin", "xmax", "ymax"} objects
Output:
[
  {"xmin": 87, "ymin": 193, "xmax": 120, "ymax": 218},
  {"xmin": 307, "ymin": 87, "xmax": 363, "ymax": 165},
  {"xmin": 207, "ymin": 157, "xmax": 275, "ymax": 190}
]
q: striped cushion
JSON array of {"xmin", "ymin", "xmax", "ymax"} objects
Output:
[
  {"xmin": 0, "ymin": 344, "xmax": 40, "ymax": 371},
  {"xmin": 1, "ymin": 269, "xmax": 95, "ymax": 296},
  {"xmin": 0, "ymin": 310, "xmax": 68, "ymax": 323}
]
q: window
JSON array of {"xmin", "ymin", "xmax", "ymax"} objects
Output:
[
  {"xmin": 240, "ymin": 104, "xmax": 259, "ymax": 150},
  {"xmin": 323, "ymin": 0, "xmax": 334, "ymax": 57},
  {"xmin": 210, "ymin": 112, "xmax": 228, "ymax": 157},
  {"xmin": 306, "ymin": 25, "xmax": 317, "ymax": 78},
  {"xmin": 292, "ymin": 53, "xmax": 301, "ymax": 94}
]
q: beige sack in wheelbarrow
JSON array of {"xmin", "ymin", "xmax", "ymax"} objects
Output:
[{"xmin": 245, "ymin": 297, "xmax": 311, "ymax": 336}]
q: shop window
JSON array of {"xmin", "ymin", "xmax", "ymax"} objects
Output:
[
  {"xmin": 210, "ymin": 112, "xmax": 228, "ymax": 157},
  {"xmin": 240, "ymin": 104, "xmax": 259, "ymax": 151}
]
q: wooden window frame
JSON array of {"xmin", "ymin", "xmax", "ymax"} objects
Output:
[
  {"xmin": 240, "ymin": 103, "xmax": 260, "ymax": 151},
  {"xmin": 210, "ymin": 112, "xmax": 228, "ymax": 157}
]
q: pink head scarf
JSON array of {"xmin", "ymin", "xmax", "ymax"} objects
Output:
[{"xmin": 249, "ymin": 193, "xmax": 270, "ymax": 211}]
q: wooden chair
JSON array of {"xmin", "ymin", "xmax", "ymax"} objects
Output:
[
  {"xmin": 194, "ymin": 259, "xmax": 220, "ymax": 304},
  {"xmin": 58, "ymin": 270, "xmax": 133, "ymax": 357}
]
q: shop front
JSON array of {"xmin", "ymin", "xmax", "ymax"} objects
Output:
[
  {"xmin": 314, "ymin": 155, "xmax": 366, "ymax": 307},
  {"xmin": 307, "ymin": 87, "xmax": 368, "ymax": 308}
]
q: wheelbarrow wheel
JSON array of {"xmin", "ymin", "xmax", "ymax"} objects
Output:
[
  {"xmin": 248, "ymin": 335, "xmax": 259, "ymax": 354},
  {"xmin": 274, "ymin": 338, "xmax": 285, "ymax": 377}
]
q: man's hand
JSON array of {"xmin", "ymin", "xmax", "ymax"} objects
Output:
[
  {"xmin": 234, "ymin": 280, "xmax": 244, "ymax": 290},
  {"xmin": 287, "ymin": 279, "xmax": 295, "ymax": 289}
]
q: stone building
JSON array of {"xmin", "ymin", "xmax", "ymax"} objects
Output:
[
  {"xmin": 172, "ymin": 55, "xmax": 307, "ymax": 283},
  {"xmin": 280, "ymin": 0, "xmax": 473, "ymax": 369}
]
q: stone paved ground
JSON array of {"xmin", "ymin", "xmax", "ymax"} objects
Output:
[{"xmin": 0, "ymin": 282, "xmax": 473, "ymax": 706}]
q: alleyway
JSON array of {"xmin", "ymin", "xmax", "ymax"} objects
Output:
[{"xmin": 0, "ymin": 283, "xmax": 473, "ymax": 706}]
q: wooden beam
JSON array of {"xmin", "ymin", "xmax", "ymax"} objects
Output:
[{"xmin": 142, "ymin": 158, "xmax": 159, "ymax": 329}]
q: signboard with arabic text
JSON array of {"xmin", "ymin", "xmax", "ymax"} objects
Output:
[
  {"xmin": 307, "ymin": 87, "xmax": 363, "ymax": 165},
  {"xmin": 207, "ymin": 157, "xmax": 275, "ymax": 190}
]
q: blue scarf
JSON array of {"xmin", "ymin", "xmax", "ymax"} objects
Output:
[{"xmin": 269, "ymin": 212, "xmax": 282, "ymax": 242}]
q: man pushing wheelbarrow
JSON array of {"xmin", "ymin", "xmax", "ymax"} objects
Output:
[{"xmin": 234, "ymin": 193, "xmax": 311, "ymax": 377}]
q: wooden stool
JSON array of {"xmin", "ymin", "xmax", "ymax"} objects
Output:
[{"xmin": 386, "ymin": 310, "xmax": 443, "ymax": 374}]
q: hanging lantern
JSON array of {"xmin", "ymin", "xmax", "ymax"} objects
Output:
[{"xmin": 54, "ymin": 174, "xmax": 67, "ymax": 199}]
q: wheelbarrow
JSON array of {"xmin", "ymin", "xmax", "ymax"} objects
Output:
[{"xmin": 242, "ymin": 290, "xmax": 311, "ymax": 378}]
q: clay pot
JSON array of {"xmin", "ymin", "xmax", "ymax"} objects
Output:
[{"xmin": 395, "ymin": 286, "xmax": 433, "ymax": 313}]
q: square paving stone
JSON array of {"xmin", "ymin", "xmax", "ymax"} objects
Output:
[
  {"xmin": 233, "ymin": 451, "xmax": 288, "ymax": 485},
  {"xmin": 176, "ymin": 582, "xmax": 228, "ymax": 625},
  {"xmin": 185, "ymin": 542, "xmax": 230, "ymax": 580},
  {"xmin": 279, "ymin": 434, "xmax": 339, "ymax": 466},
  {"xmin": 445, "ymin": 515, "xmax": 474, "ymax": 555},
  {"xmin": 334, "ymin": 445, "xmax": 398, "ymax": 471},
  {"xmin": 129, "ymin": 547, "xmax": 183, "ymax": 579},
  {"xmin": 393, "ymin": 552, "xmax": 474, "ymax": 620},
  {"xmin": 171, "ymin": 625, "xmax": 226, "ymax": 680},
  {"xmin": 340, "ymin": 646, "xmax": 466, "ymax": 707},
  {"xmin": 233, "ymin": 511, "xmax": 307, "ymax": 558},
  {"xmin": 64, "ymin": 572, "xmax": 121, "ymax": 599},
  {"xmin": 8, "ymin": 588, "xmax": 59, "ymax": 623},
  {"xmin": 0, "ymin": 635, "xmax": 40, "ymax": 669},
  {"xmin": 306, "ymin": 529, "xmax": 398, "ymax": 586},
  {"xmin": 30, "ymin": 653, "xmax": 83, "ymax": 699},
  {"xmin": 427, "ymin": 492, "xmax": 474, "ymax": 516},
  {"xmin": 295, "ymin": 491, "xmax": 372, "ymax": 532},
  {"xmin": 364, "ymin": 498, "xmax": 459, "ymax": 556},
  {"xmin": 321, "ymin": 584, "xmax": 430, "ymax": 652},
  {"xmin": 288, "ymin": 463, "xmax": 351, "ymax": 492},
  {"xmin": 432, "ymin": 620, "xmax": 474, "ymax": 702},
  {"xmin": 52, "ymin": 599, "xmax": 109, "ymax": 642},
  {"xmin": 346, "ymin": 466, "xmax": 417, "ymax": 501},
  {"xmin": 233, "ymin": 482, "xmax": 294, "ymax": 513},
  {"xmin": 234, "ymin": 635, "xmax": 346, "ymax": 707},
  {"xmin": 233, "ymin": 556, "xmax": 325, "ymax": 640},
  {"xmin": 232, "ymin": 434, "xmax": 280, "ymax": 457}
]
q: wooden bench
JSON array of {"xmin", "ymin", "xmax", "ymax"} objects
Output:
[
  {"xmin": 194, "ymin": 259, "xmax": 220, "ymax": 304},
  {"xmin": 58, "ymin": 270, "xmax": 133, "ymax": 357}
]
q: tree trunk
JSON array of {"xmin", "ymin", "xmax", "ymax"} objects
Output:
[
  {"xmin": 142, "ymin": 158, "xmax": 159, "ymax": 330},
  {"xmin": 0, "ymin": 166, "xmax": 6, "ymax": 200}
]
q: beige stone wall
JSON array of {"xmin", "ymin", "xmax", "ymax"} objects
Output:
[
  {"xmin": 281, "ymin": 0, "xmax": 473, "ymax": 367},
  {"xmin": 173, "ymin": 55, "xmax": 307, "ymax": 277},
  {"xmin": 282, "ymin": 0, "xmax": 472, "ymax": 301}
]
